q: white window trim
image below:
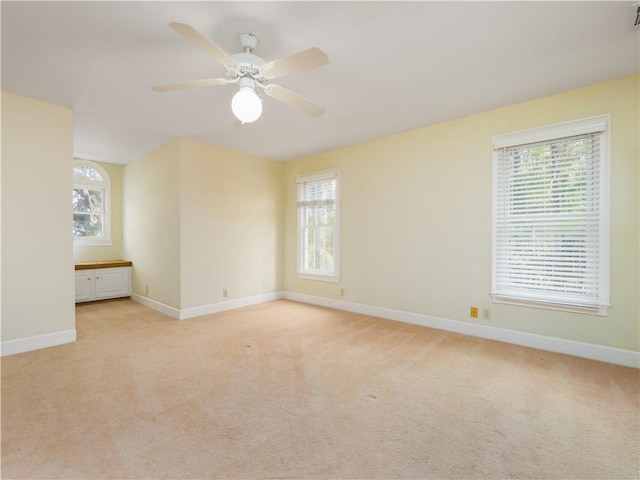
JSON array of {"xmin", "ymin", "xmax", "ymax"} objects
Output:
[
  {"xmin": 491, "ymin": 115, "xmax": 611, "ymax": 316},
  {"xmin": 492, "ymin": 116, "xmax": 609, "ymax": 149},
  {"xmin": 296, "ymin": 168, "xmax": 340, "ymax": 282},
  {"xmin": 73, "ymin": 159, "xmax": 113, "ymax": 247}
]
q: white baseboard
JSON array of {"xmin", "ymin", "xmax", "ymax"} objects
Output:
[
  {"xmin": 1, "ymin": 329, "xmax": 77, "ymax": 357},
  {"xmin": 179, "ymin": 292, "xmax": 283, "ymax": 319},
  {"xmin": 282, "ymin": 292, "xmax": 640, "ymax": 369},
  {"xmin": 131, "ymin": 292, "xmax": 283, "ymax": 320},
  {"xmin": 130, "ymin": 293, "xmax": 181, "ymax": 319}
]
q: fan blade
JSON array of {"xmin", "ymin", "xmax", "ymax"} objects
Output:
[
  {"xmin": 151, "ymin": 78, "xmax": 231, "ymax": 92},
  {"xmin": 261, "ymin": 47, "xmax": 328, "ymax": 79},
  {"xmin": 168, "ymin": 22, "xmax": 237, "ymax": 68},
  {"xmin": 264, "ymin": 84, "xmax": 325, "ymax": 117}
]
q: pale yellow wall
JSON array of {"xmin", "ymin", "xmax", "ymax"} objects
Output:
[
  {"xmin": 123, "ymin": 140, "xmax": 181, "ymax": 308},
  {"xmin": 178, "ymin": 138, "xmax": 283, "ymax": 309},
  {"xmin": 283, "ymin": 74, "xmax": 640, "ymax": 352},
  {"xmin": 1, "ymin": 92, "xmax": 75, "ymax": 340},
  {"xmin": 73, "ymin": 160, "xmax": 124, "ymax": 263},
  {"xmin": 123, "ymin": 137, "xmax": 283, "ymax": 310}
]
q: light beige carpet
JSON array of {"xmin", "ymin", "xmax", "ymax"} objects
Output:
[{"xmin": 1, "ymin": 299, "xmax": 638, "ymax": 479}]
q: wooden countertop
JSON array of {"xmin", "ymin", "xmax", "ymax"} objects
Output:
[{"xmin": 75, "ymin": 260, "xmax": 132, "ymax": 271}]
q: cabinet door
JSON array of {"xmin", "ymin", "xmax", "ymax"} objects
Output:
[
  {"xmin": 94, "ymin": 267, "xmax": 131, "ymax": 300},
  {"xmin": 75, "ymin": 270, "xmax": 94, "ymax": 302}
]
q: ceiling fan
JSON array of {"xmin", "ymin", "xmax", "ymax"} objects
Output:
[{"xmin": 151, "ymin": 22, "xmax": 329, "ymax": 124}]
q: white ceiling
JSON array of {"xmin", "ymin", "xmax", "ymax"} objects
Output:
[{"xmin": 2, "ymin": 1, "xmax": 638, "ymax": 164}]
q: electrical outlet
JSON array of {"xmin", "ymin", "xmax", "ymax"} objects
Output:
[
  {"xmin": 145, "ymin": 286, "xmax": 149, "ymax": 296},
  {"xmin": 222, "ymin": 289, "xmax": 228, "ymax": 298},
  {"xmin": 340, "ymin": 288, "xmax": 345, "ymax": 297},
  {"xmin": 470, "ymin": 306, "xmax": 479, "ymax": 318},
  {"xmin": 482, "ymin": 308, "xmax": 491, "ymax": 320}
]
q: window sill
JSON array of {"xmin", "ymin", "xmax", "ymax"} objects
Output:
[
  {"xmin": 74, "ymin": 239, "xmax": 113, "ymax": 247},
  {"xmin": 298, "ymin": 273, "xmax": 340, "ymax": 283},
  {"xmin": 491, "ymin": 295, "xmax": 609, "ymax": 316}
]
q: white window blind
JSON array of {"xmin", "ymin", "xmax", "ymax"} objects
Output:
[
  {"xmin": 297, "ymin": 169, "xmax": 339, "ymax": 281},
  {"xmin": 492, "ymin": 116, "xmax": 610, "ymax": 315}
]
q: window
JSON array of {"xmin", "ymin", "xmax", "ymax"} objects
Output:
[
  {"xmin": 297, "ymin": 169, "xmax": 339, "ymax": 282},
  {"xmin": 73, "ymin": 159, "xmax": 111, "ymax": 246},
  {"xmin": 491, "ymin": 115, "xmax": 610, "ymax": 315}
]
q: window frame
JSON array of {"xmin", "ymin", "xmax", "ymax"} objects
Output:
[
  {"xmin": 491, "ymin": 115, "xmax": 611, "ymax": 316},
  {"xmin": 73, "ymin": 159, "xmax": 112, "ymax": 247},
  {"xmin": 296, "ymin": 168, "xmax": 340, "ymax": 283}
]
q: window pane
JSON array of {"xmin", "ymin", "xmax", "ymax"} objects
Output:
[
  {"xmin": 302, "ymin": 204, "xmax": 335, "ymax": 271},
  {"xmin": 73, "ymin": 188, "xmax": 103, "ymax": 213},
  {"xmin": 73, "ymin": 213, "xmax": 103, "ymax": 237},
  {"xmin": 73, "ymin": 165, "xmax": 103, "ymax": 182}
]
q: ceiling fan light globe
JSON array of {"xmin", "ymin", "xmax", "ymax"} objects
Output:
[{"xmin": 231, "ymin": 87, "xmax": 262, "ymax": 123}]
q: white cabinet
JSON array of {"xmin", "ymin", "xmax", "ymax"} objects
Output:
[
  {"xmin": 94, "ymin": 268, "xmax": 130, "ymax": 299},
  {"xmin": 75, "ymin": 270, "xmax": 94, "ymax": 302},
  {"xmin": 75, "ymin": 266, "xmax": 131, "ymax": 303}
]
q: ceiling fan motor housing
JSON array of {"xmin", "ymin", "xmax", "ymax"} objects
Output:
[
  {"xmin": 238, "ymin": 33, "xmax": 258, "ymax": 52},
  {"xmin": 228, "ymin": 34, "xmax": 264, "ymax": 81},
  {"xmin": 227, "ymin": 33, "xmax": 269, "ymax": 82}
]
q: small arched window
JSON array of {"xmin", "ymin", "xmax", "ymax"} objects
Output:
[{"xmin": 73, "ymin": 159, "xmax": 111, "ymax": 246}]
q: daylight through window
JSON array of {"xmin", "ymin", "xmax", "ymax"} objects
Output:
[
  {"xmin": 491, "ymin": 116, "xmax": 610, "ymax": 315},
  {"xmin": 73, "ymin": 159, "xmax": 112, "ymax": 246},
  {"xmin": 297, "ymin": 169, "xmax": 339, "ymax": 282}
]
